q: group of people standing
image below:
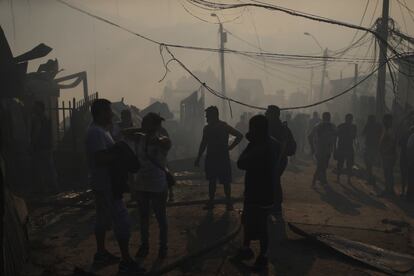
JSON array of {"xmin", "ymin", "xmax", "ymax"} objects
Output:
[
  {"xmin": 195, "ymin": 104, "xmax": 296, "ymax": 271},
  {"xmin": 85, "ymin": 97, "xmax": 414, "ymax": 274},
  {"xmin": 86, "ymin": 99, "xmax": 296, "ymax": 273},
  {"xmin": 86, "ymin": 99, "xmax": 171, "ymax": 274},
  {"xmin": 307, "ymin": 109, "xmax": 414, "ymax": 199}
]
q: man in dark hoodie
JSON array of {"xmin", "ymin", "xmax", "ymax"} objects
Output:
[{"xmin": 234, "ymin": 114, "xmax": 281, "ymax": 271}]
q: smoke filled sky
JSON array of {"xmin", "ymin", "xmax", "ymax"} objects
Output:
[{"xmin": 1, "ymin": 0, "xmax": 413, "ymax": 108}]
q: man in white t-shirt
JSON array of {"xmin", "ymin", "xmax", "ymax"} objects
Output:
[{"xmin": 86, "ymin": 99, "xmax": 144, "ymax": 274}]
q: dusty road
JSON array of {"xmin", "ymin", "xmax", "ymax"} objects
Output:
[{"xmin": 22, "ymin": 156, "xmax": 414, "ymax": 275}]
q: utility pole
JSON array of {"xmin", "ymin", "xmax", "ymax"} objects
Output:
[
  {"xmin": 353, "ymin": 64, "xmax": 358, "ymax": 95},
  {"xmin": 319, "ymin": 48, "xmax": 328, "ymax": 101},
  {"xmin": 353, "ymin": 63, "xmax": 359, "ymax": 115},
  {"xmin": 218, "ymin": 22, "xmax": 227, "ymax": 121},
  {"xmin": 375, "ymin": 0, "xmax": 390, "ymax": 119},
  {"xmin": 309, "ymin": 67, "xmax": 314, "ymax": 104}
]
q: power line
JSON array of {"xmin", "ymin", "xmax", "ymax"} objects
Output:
[
  {"xmin": 188, "ymin": 0, "xmax": 405, "ymax": 58},
  {"xmin": 228, "ymin": 3, "xmax": 373, "ymax": 60},
  {"xmin": 225, "ymin": 28, "xmax": 262, "ymax": 50},
  {"xmin": 181, "ymin": 0, "xmax": 245, "ymax": 24},
  {"xmin": 55, "ymin": 0, "xmax": 409, "ymax": 112},
  {"xmin": 55, "ymin": 0, "xmax": 389, "ymax": 64},
  {"xmin": 237, "ymin": 54, "xmax": 310, "ymax": 86},
  {"xmin": 396, "ymin": 0, "xmax": 414, "ymax": 19},
  {"xmin": 347, "ymin": 0, "xmax": 370, "ymax": 50},
  {"xmin": 55, "ymin": 0, "xmax": 161, "ymax": 45},
  {"xmin": 163, "ymin": 45, "xmax": 390, "ymax": 111}
]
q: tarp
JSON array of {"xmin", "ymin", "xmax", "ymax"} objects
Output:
[{"xmin": 289, "ymin": 223, "xmax": 414, "ymax": 275}]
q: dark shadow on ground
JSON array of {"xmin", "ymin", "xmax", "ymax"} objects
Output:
[
  {"xmin": 339, "ymin": 182, "xmax": 386, "ymax": 210},
  {"xmin": 313, "ymin": 183, "xmax": 361, "ymax": 216},
  {"xmin": 229, "ymin": 220, "xmax": 315, "ymax": 276},
  {"xmin": 181, "ymin": 210, "xmax": 232, "ymax": 273},
  {"xmin": 268, "ymin": 220, "xmax": 316, "ymax": 276},
  {"xmin": 388, "ymin": 196, "xmax": 414, "ymax": 218},
  {"xmin": 286, "ymin": 157, "xmax": 310, "ymax": 174}
]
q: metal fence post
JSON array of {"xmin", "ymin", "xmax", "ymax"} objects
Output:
[{"xmin": 62, "ymin": 101, "xmax": 66, "ymax": 133}]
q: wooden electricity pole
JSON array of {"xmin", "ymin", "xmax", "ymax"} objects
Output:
[
  {"xmin": 218, "ymin": 22, "xmax": 227, "ymax": 121},
  {"xmin": 319, "ymin": 48, "xmax": 328, "ymax": 101},
  {"xmin": 375, "ymin": 0, "xmax": 390, "ymax": 119}
]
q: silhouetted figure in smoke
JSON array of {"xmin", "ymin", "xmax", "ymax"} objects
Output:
[
  {"xmin": 234, "ymin": 114, "xmax": 281, "ymax": 272},
  {"xmin": 406, "ymin": 126, "xmax": 414, "ymax": 201},
  {"xmin": 335, "ymin": 113, "xmax": 357, "ymax": 184},
  {"xmin": 398, "ymin": 111, "xmax": 414, "ymax": 197},
  {"xmin": 308, "ymin": 112, "xmax": 337, "ymax": 185},
  {"xmin": 86, "ymin": 99, "xmax": 144, "ymax": 274},
  {"xmin": 31, "ymin": 101, "xmax": 58, "ymax": 193},
  {"xmin": 308, "ymin": 111, "xmax": 321, "ymax": 132},
  {"xmin": 362, "ymin": 115, "xmax": 382, "ymax": 185},
  {"xmin": 291, "ymin": 113, "xmax": 307, "ymax": 154},
  {"xmin": 265, "ymin": 105, "xmax": 296, "ymax": 221},
  {"xmin": 131, "ymin": 113, "xmax": 171, "ymax": 259},
  {"xmin": 379, "ymin": 114, "xmax": 397, "ymax": 196},
  {"xmin": 195, "ymin": 106, "xmax": 243, "ymax": 211}
]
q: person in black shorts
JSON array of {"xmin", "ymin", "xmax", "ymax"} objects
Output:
[{"xmin": 195, "ymin": 106, "xmax": 242, "ymax": 211}]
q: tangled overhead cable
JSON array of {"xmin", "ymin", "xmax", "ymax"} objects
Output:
[
  {"xmin": 159, "ymin": 44, "xmax": 394, "ymax": 111},
  {"xmin": 187, "ymin": 0, "xmax": 409, "ymax": 59},
  {"xmin": 55, "ymin": 0, "xmax": 410, "ymax": 113}
]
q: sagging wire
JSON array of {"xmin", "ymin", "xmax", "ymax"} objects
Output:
[
  {"xmin": 181, "ymin": 0, "xmax": 246, "ymax": 24},
  {"xmin": 160, "ymin": 45, "xmax": 393, "ymax": 111},
  {"xmin": 55, "ymin": 0, "xmax": 396, "ymax": 64},
  {"xmin": 347, "ymin": 0, "xmax": 370, "ymax": 48},
  {"xmin": 55, "ymin": 0, "xmax": 413, "ymax": 112},
  {"xmin": 188, "ymin": 0, "xmax": 408, "ymax": 60},
  {"xmin": 158, "ymin": 44, "xmax": 175, "ymax": 82}
]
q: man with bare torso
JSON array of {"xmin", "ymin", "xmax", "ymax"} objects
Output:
[{"xmin": 195, "ymin": 106, "xmax": 243, "ymax": 211}]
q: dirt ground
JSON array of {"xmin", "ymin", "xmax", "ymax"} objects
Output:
[{"xmin": 20, "ymin": 155, "xmax": 414, "ymax": 276}]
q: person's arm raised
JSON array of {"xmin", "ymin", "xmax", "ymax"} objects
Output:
[{"xmin": 227, "ymin": 124, "xmax": 243, "ymax": 151}]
